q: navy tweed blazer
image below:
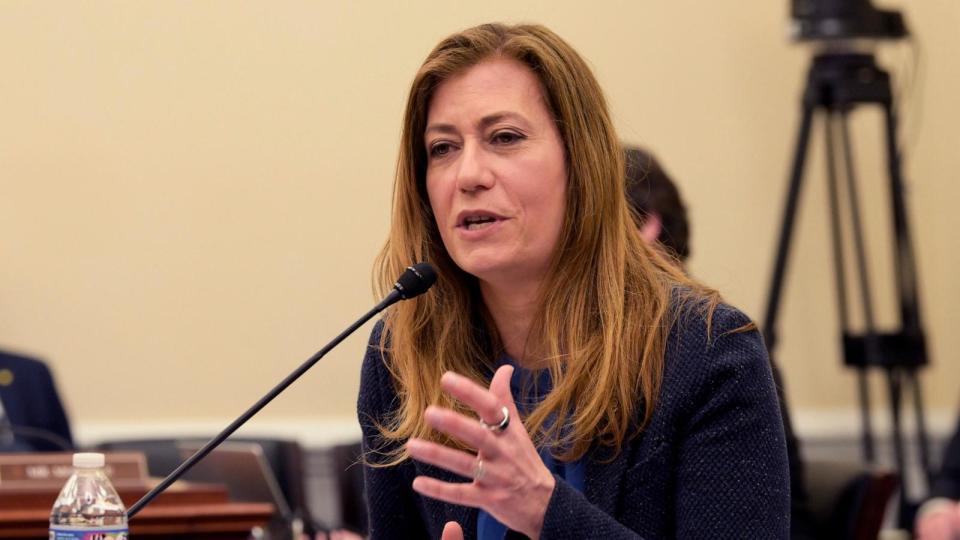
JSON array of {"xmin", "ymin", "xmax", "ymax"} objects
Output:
[{"xmin": 358, "ymin": 304, "xmax": 790, "ymax": 539}]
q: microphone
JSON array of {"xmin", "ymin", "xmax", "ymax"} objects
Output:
[
  {"xmin": 375, "ymin": 262, "xmax": 438, "ymax": 309},
  {"xmin": 127, "ymin": 263, "xmax": 437, "ymax": 518}
]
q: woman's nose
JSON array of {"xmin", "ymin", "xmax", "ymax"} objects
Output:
[{"xmin": 455, "ymin": 143, "xmax": 494, "ymax": 193}]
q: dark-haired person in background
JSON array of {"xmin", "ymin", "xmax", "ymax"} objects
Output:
[
  {"xmin": 624, "ymin": 147, "xmax": 689, "ymax": 265},
  {"xmin": 0, "ymin": 349, "xmax": 74, "ymax": 452},
  {"xmin": 624, "ymin": 145, "xmax": 818, "ymax": 539}
]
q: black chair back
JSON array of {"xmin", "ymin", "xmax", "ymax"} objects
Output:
[{"xmin": 804, "ymin": 459, "xmax": 898, "ymax": 540}]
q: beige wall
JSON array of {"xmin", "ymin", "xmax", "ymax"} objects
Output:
[{"xmin": 1, "ymin": 1, "xmax": 957, "ymax": 443}]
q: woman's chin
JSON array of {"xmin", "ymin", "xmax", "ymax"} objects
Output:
[
  {"xmin": 460, "ymin": 262, "xmax": 543, "ymax": 290},
  {"xmin": 460, "ymin": 263, "xmax": 507, "ymax": 282},
  {"xmin": 454, "ymin": 258, "xmax": 509, "ymax": 281}
]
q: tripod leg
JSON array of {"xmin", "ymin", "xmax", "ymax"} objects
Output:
[
  {"xmin": 759, "ymin": 96, "xmax": 820, "ymax": 529},
  {"xmin": 762, "ymin": 103, "xmax": 816, "ymax": 352},
  {"xmin": 824, "ymin": 113, "xmax": 851, "ymax": 337},
  {"xmin": 838, "ymin": 111, "xmax": 885, "ymax": 465},
  {"xmin": 840, "ymin": 109, "xmax": 911, "ymax": 523},
  {"xmin": 882, "ymin": 102, "xmax": 933, "ymax": 487},
  {"xmin": 883, "ymin": 106, "xmax": 923, "ymax": 332},
  {"xmin": 887, "ymin": 367, "xmax": 912, "ymax": 525},
  {"xmin": 908, "ymin": 369, "xmax": 933, "ymax": 486},
  {"xmin": 825, "ymin": 110, "xmax": 875, "ymax": 463}
]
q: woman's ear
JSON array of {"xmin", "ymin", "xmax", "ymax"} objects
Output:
[{"xmin": 638, "ymin": 212, "xmax": 663, "ymax": 245}]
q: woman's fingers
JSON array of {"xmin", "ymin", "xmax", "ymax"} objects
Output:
[
  {"xmin": 440, "ymin": 370, "xmax": 508, "ymax": 426},
  {"xmin": 441, "ymin": 521, "xmax": 464, "ymax": 540},
  {"xmin": 407, "ymin": 438, "xmax": 481, "ymax": 480},
  {"xmin": 424, "ymin": 406, "xmax": 501, "ymax": 458},
  {"xmin": 408, "ymin": 438, "xmax": 510, "ymax": 486},
  {"xmin": 487, "ymin": 365, "xmax": 519, "ymax": 427},
  {"xmin": 415, "ymin": 367, "xmax": 553, "ymax": 539},
  {"xmin": 412, "ymin": 475, "xmax": 482, "ymax": 508},
  {"xmin": 488, "ymin": 364, "xmax": 514, "ymax": 400}
]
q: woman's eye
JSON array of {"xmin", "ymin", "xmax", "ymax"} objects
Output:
[
  {"xmin": 429, "ymin": 142, "xmax": 453, "ymax": 157},
  {"xmin": 491, "ymin": 131, "xmax": 523, "ymax": 145}
]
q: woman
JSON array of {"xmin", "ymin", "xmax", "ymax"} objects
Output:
[{"xmin": 360, "ymin": 23, "xmax": 789, "ymax": 539}]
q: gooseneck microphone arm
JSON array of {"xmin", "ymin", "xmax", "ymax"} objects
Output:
[{"xmin": 127, "ymin": 263, "xmax": 436, "ymax": 518}]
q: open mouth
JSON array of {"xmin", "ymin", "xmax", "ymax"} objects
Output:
[{"xmin": 461, "ymin": 215, "xmax": 499, "ymax": 230}]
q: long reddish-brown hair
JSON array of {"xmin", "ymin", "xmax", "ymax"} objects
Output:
[{"xmin": 372, "ymin": 23, "xmax": 718, "ymax": 464}]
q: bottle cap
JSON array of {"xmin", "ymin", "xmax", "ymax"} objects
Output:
[{"xmin": 73, "ymin": 452, "xmax": 105, "ymax": 468}]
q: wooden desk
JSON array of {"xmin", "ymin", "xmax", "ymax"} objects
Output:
[{"xmin": 0, "ymin": 482, "xmax": 274, "ymax": 539}]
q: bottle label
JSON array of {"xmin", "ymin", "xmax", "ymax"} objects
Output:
[{"xmin": 49, "ymin": 526, "xmax": 128, "ymax": 540}]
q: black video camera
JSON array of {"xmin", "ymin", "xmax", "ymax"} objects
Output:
[{"xmin": 791, "ymin": 0, "xmax": 907, "ymax": 41}]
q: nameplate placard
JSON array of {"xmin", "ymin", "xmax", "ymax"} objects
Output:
[{"xmin": 0, "ymin": 452, "xmax": 147, "ymax": 488}]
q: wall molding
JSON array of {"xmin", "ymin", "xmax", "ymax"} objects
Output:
[
  {"xmin": 73, "ymin": 416, "xmax": 362, "ymax": 449},
  {"xmin": 72, "ymin": 408, "xmax": 957, "ymax": 449},
  {"xmin": 794, "ymin": 407, "xmax": 956, "ymax": 441}
]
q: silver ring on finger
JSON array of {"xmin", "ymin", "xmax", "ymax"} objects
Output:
[
  {"xmin": 479, "ymin": 405, "xmax": 510, "ymax": 433},
  {"xmin": 473, "ymin": 457, "xmax": 487, "ymax": 483}
]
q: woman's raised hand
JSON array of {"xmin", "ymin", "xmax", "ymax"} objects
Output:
[{"xmin": 407, "ymin": 365, "xmax": 556, "ymax": 539}]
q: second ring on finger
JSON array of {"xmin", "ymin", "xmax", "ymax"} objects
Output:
[
  {"xmin": 406, "ymin": 438, "xmax": 502, "ymax": 486},
  {"xmin": 471, "ymin": 451, "xmax": 506, "ymax": 487},
  {"xmin": 472, "ymin": 455, "xmax": 488, "ymax": 484}
]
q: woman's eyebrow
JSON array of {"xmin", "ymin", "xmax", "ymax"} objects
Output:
[
  {"xmin": 477, "ymin": 112, "xmax": 526, "ymax": 129},
  {"xmin": 425, "ymin": 123, "xmax": 457, "ymax": 137},
  {"xmin": 425, "ymin": 112, "xmax": 528, "ymax": 137}
]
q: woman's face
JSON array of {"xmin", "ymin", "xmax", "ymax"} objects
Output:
[{"xmin": 424, "ymin": 57, "xmax": 568, "ymax": 286}]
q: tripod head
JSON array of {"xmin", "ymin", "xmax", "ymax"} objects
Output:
[{"xmin": 803, "ymin": 52, "xmax": 892, "ymax": 113}]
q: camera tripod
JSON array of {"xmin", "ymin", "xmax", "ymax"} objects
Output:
[{"xmin": 761, "ymin": 50, "xmax": 931, "ymax": 526}]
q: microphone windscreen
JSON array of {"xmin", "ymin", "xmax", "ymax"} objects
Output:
[{"xmin": 394, "ymin": 263, "xmax": 437, "ymax": 299}]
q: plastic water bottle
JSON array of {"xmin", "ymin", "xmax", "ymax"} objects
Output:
[{"xmin": 49, "ymin": 452, "xmax": 129, "ymax": 540}]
